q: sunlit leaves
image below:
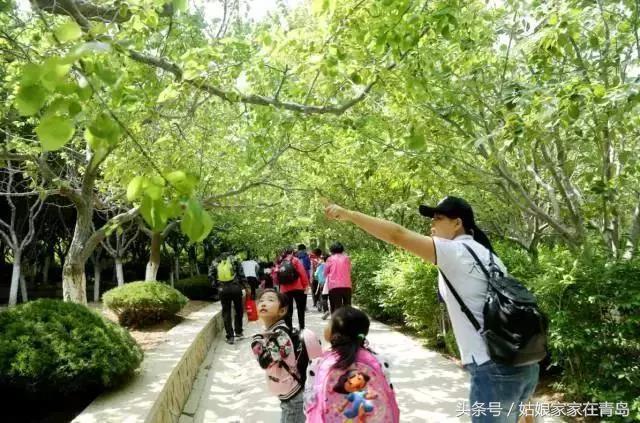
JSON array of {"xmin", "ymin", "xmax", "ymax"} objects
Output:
[
  {"xmin": 36, "ymin": 115, "xmax": 75, "ymax": 151},
  {"xmin": 15, "ymin": 85, "xmax": 46, "ymax": 116},
  {"xmin": 55, "ymin": 21, "xmax": 82, "ymax": 43}
]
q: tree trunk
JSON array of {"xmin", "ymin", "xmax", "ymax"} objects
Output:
[
  {"xmin": 8, "ymin": 251, "xmax": 21, "ymax": 306},
  {"xmin": 19, "ymin": 274, "xmax": 28, "ymax": 303},
  {"xmin": 115, "ymin": 258, "xmax": 124, "ymax": 286},
  {"xmin": 174, "ymin": 257, "xmax": 180, "ymax": 280},
  {"xmin": 63, "ymin": 261, "xmax": 87, "ymax": 304},
  {"xmin": 169, "ymin": 270, "xmax": 174, "ymax": 287},
  {"xmin": 42, "ymin": 255, "xmax": 50, "ymax": 284},
  {"xmin": 63, "ymin": 217, "xmax": 91, "ymax": 304},
  {"xmin": 145, "ymin": 231, "xmax": 162, "ymax": 281},
  {"xmin": 93, "ymin": 260, "xmax": 101, "ymax": 302}
]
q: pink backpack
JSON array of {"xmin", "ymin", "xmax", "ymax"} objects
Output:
[{"xmin": 304, "ymin": 348, "xmax": 400, "ymax": 423}]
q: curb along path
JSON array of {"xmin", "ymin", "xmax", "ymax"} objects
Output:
[{"xmin": 180, "ymin": 300, "xmax": 562, "ymax": 423}]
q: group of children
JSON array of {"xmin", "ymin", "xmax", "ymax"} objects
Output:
[{"xmin": 250, "ymin": 289, "xmax": 400, "ymax": 423}]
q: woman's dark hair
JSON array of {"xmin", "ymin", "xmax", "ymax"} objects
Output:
[
  {"xmin": 297, "ymin": 244, "xmax": 306, "ymax": 251},
  {"xmin": 329, "ymin": 242, "xmax": 344, "ymax": 254},
  {"xmin": 463, "ymin": 222, "xmax": 495, "ymax": 254},
  {"xmin": 258, "ymin": 289, "xmax": 288, "ymax": 311},
  {"xmin": 312, "ymin": 248, "xmax": 322, "ymax": 256},
  {"xmin": 329, "ymin": 306, "xmax": 370, "ymax": 369}
]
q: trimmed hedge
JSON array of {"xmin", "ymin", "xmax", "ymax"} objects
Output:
[
  {"xmin": 174, "ymin": 275, "xmax": 215, "ymax": 300},
  {"xmin": 0, "ymin": 299, "xmax": 143, "ymax": 400},
  {"xmin": 103, "ymin": 281, "xmax": 188, "ymax": 327}
]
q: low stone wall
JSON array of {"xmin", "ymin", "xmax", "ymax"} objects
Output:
[{"xmin": 74, "ymin": 303, "xmax": 223, "ymax": 423}]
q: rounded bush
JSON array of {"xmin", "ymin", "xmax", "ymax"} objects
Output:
[
  {"xmin": 103, "ymin": 281, "xmax": 188, "ymax": 327},
  {"xmin": 174, "ymin": 275, "xmax": 215, "ymax": 300},
  {"xmin": 0, "ymin": 299, "xmax": 143, "ymax": 400}
]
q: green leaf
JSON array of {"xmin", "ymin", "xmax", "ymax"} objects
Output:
[
  {"xmin": 41, "ymin": 58, "xmax": 71, "ymax": 91},
  {"xmin": 127, "ymin": 176, "xmax": 144, "ymax": 201},
  {"xmin": 166, "ymin": 170, "xmax": 198, "ymax": 195},
  {"xmin": 36, "ymin": 116, "xmax": 75, "ymax": 151},
  {"xmin": 592, "ymin": 84, "xmax": 606, "ymax": 98},
  {"xmin": 87, "ymin": 112, "xmax": 121, "ymax": 146},
  {"xmin": 15, "ymin": 84, "xmax": 46, "ymax": 116},
  {"xmin": 157, "ymin": 86, "xmax": 179, "ymax": 103},
  {"xmin": 55, "ymin": 21, "xmax": 83, "ymax": 43},
  {"xmin": 181, "ymin": 199, "xmax": 208, "ymax": 243},
  {"xmin": 173, "ymin": 0, "xmax": 187, "ymax": 12},
  {"xmin": 146, "ymin": 183, "xmax": 163, "ymax": 200},
  {"xmin": 95, "ymin": 63, "xmax": 119, "ymax": 85},
  {"xmin": 68, "ymin": 101, "xmax": 82, "ymax": 117},
  {"xmin": 21, "ymin": 63, "xmax": 43, "ymax": 85}
]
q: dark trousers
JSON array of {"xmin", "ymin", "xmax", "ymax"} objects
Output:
[
  {"xmin": 321, "ymin": 293, "xmax": 329, "ymax": 313},
  {"xmin": 311, "ymin": 279, "xmax": 320, "ymax": 306},
  {"xmin": 220, "ymin": 282, "xmax": 243, "ymax": 339},
  {"xmin": 284, "ymin": 289, "xmax": 307, "ymax": 330},
  {"xmin": 247, "ymin": 276, "xmax": 259, "ymax": 300},
  {"xmin": 329, "ymin": 287, "xmax": 352, "ymax": 314}
]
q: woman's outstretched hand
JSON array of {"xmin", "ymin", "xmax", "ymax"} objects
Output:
[{"xmin": 321, "ymin": 197, "xmax": 350, "ymax": 221}]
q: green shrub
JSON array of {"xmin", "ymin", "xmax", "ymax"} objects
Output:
[
  {"xmin": 0, "ymin": 299, "xmax": 143, "ymax": 400},
  {"xmin": 103, "ymin": 281, "xmax": 188, "ymax": 327},
  {"xmin": 174, "ymin": 275, "xmax": 215, "ymax": 300}
]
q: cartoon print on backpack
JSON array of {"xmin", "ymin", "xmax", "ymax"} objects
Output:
[{"xmin": 333, "ymin": 370, "xmax": 377, "ymax": 421}]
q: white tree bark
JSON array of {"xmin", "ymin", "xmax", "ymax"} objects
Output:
[
  {"xmin": 115, "ymin": 258, "xmax": 124, "ymax": 286},
  {"xmin": 19, "ymin": 273, "xmax": 28, "ymax": 303},
  {"xmin": 93, "ymin": 259, "xmax": 101, "ymax": 302},
  {"xmin": 174, "ymin": 257, "xmax": 180, "ymax": 280},
  {"xmin": 145, "ymin": 261, "xmax": 159, "ymax": 281},
  {"xmin": 8, "ymin": 252, "xmax": 21, "ymax": 306}
]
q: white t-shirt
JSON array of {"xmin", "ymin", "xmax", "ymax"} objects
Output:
[
  {"xmin": 434, "ymin": 234, "xmax": 507, "ymax": 365},
  {"xmin": 241, "ymin": 260, "xmax": 259, "ymax": 278}
]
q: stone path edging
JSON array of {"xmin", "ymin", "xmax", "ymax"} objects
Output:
[{"xmin": 74, "ymin": 302, "xmax": 222, "ymax": 423}]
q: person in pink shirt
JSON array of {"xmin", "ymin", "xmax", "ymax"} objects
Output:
[
  {"xmin": 324, "ymin": 242, "xmax": 352, "ymax": 315},
  {"xmin": 273, "ymin": 246, "xmax": 309, "ymax": 330}
]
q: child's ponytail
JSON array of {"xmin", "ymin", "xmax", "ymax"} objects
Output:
[{"xmin": 329, "ymin": 306, "xmax": 370, "ymax": 369}]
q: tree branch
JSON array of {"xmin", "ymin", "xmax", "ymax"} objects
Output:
[
  {"xmin": 82, "ymin": 207, "xmax": 139, "ymax": 263},
  {"xmin": 30, "ymin": 0, "xmax": 173, "ymax": 24}
]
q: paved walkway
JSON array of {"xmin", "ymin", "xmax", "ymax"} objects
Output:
[{"xmin": 180, "ymin": 300, "xmax": 561, "ymax": 423}]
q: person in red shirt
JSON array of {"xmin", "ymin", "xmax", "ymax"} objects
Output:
[{"xmin": 273, "ymin": 246, "xmax": 309, "ymax": 329}]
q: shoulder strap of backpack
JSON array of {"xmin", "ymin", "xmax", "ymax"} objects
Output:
[
  {"xmin": 439, "ymin": 243, "xmax": 499, "ymax": 331},
  {"xmin": 277, "ymin": 326, "xmax": 303, "ymax": 384},
  {"xmin": 438, "ymin": 269, "xmax": 482, "ymax": 331},
  {"xmin": 461, "ymin": 243, "xmax": 491, "ymax": 279}
]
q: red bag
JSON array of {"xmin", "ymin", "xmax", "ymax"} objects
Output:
[{"xmin": 245, "ymin": 298, "xmax": 258, "ymax": 321}]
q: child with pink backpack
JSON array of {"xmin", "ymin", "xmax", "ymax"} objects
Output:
[
  {"xmin": 304, "ymin": 306, "xmax": 400, "ymax": 423},
  {"xmin": 251, "ymin": 289, "xmax": 323, "ymax": 423}
]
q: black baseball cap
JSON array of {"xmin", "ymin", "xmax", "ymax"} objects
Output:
[{"xmin": 419, "ymin": 196, "xmax": 476, "ymax": 228}]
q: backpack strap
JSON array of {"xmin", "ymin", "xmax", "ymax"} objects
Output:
[
  {"xmin": 438, "ymin": 269, "xmax": 482, "ymax": 331},
  {"xmin": 461, "ymin": 244, "xmax": 491, "ymax": 279},
  {"xmin": 439, "ymin": 243, "xmax": 502, "ymax": 332},
  {"xmin": 278, "ymin": 326, "xmax": 304, "ymax": 384}
]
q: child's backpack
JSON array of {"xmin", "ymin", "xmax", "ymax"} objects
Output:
[
  {"xmin": 283, "ymin": 327, "xmax": 323, "ymax": 386},
  {"xmin": 277, "ymin": 258, "xmax": 299, "ymax": 285},
  {"xmin": 257, "ymin": 326, "xmax": 322, "ymax": 398},
  {"xmin": 304, "ymin": 348, "xmax": 400, "ymax": 423},
  {"xmin": 217, "ymin": 258, "xmax": 235, "ymax": 282}
]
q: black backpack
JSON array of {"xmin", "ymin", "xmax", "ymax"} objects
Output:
[
  {"xmin": 280, "ymin": 327, "xmax": 310, "ymax": 385},
  {"xmin": 439, "ymin": 244, "xmax": 548, "ymax": 366},
  {"xmin": 277, "ymin": 258, "xmax": 299, "ymax": 285}
]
